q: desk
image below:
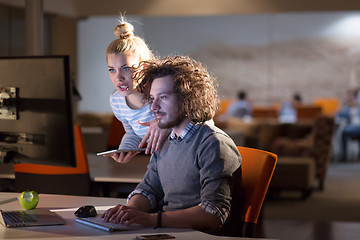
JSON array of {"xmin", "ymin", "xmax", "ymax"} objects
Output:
[
  {"xmin": 0, "ymin": 154, "xmax": 149, "ymax": 196},
  {"xmin": 88, "ymin": 153, "xmax": 149, "ymax": 183},
  {"xmin": 88, "ymin": 153, "xmax": 149, "ymax": 196},
  {"xmin": 0, "ymin": 153, "xmax": 149, "ymax": 184},
  {"xmin": 0, "ymin": 192, "xmax": 275, "ymax": 240}
]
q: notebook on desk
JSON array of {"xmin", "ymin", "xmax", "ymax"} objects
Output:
[
  {"xmin": 76, "ymin": 216, "xmax": 141, "ymax": 232},
  {"xmin": 0, "ymin": 209, "xmax": 66, "ymax": 228}
]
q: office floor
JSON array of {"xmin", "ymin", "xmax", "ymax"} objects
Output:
[
  {"xmin": 258, "ymin": 161, "xmax": 360, "ymax": 240},
  {"xmin": 260, "ymin": 219, "xmax": 360, "ymax": 240}
]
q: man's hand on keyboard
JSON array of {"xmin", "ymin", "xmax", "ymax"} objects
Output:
[{"xmin": 101, "ymin": 204, "xmax": 156, "ymax": 227}]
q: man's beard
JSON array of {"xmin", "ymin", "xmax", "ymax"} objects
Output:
[{"xmin": 158, "ymin": 114, "xmax": 185, "ymax": 129}]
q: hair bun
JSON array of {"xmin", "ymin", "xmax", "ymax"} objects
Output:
[{"xmin": 114, "ymin": 22, "xmax": 134, "ymax": 39}]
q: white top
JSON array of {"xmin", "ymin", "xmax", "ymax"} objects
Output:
[{"xmin": 109, "ymin": 91, "xmax": 155, "ymax": 149}]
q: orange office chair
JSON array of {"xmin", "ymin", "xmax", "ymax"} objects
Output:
[
  {"xmin": 107, "ymin": 116, "xmax": 126, "ymax": 150},
  {"xmin": 314, "ymin": 97, "xmax": 339, "ymax": 116},
  {"xmin": 296, "ymin": 105, "xmax": 322, "ymax": 121},
  {"xmin": 214, "ymin": 146, "xmax": 277, "ymax": 237},
  {"xmin": 252, "ymin": 107, "xmax": 278, "ymax": 119},
  {"xmin": 13, "ymin": 125, "xmax": 91, "ymax": 196}
]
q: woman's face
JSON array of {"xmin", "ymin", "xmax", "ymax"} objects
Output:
[{"xmin": 107, "ymin": 52, "xmax": 140, "ymax": 97}]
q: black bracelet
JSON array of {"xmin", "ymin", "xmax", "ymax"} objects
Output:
[{"xmin": 154, "ymin": 210, "xmax": 162, "ymax": 229}]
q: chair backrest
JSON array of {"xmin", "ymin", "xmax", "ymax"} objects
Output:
[
  {"xmin": 314, "ymin": 97, "xmax": 339, "ymax": 116},
  {"xmin": 107, "ymin": 116, "xmax": 126, "ymax": 149},
  {"xmin": 14, "ymin": 125, "xmax": 91, "ymax": 195},
  {"xmin": 296, "ymin": 105, "xmax": 322, "ymax": 121},
  {"xmin": 216, "ymin": 98, "xmax": 235, "ymax": 116},
  {"xmin": 252, "ymin": 107, "xmax": 278, "ymax": 119},
  {"xmin": 218, "ymin": 146, "xmax": 277, "ymax": 237},
  {"xmin": 237, "ymin": 146, "xmax": 277, "ymax": 224}
]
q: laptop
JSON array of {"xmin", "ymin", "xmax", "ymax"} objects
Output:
[
  {"xmin": 0, "ymin": 209, "xmax": 66, "ymax": 228},
  {"xmin": 76, "ymin": 216, "xmax": 141, "ymax": 232}
]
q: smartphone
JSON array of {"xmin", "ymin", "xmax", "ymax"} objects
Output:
[
  {"xmin": 96, "ymin": 148, "xmax": 146, "ymax": 156},
  {"xmin": 135, "ymin": 234, "xmax": 176, "ymax": 240}
]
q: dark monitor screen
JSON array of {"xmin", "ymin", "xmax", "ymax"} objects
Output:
[{"xmin": 0, "ymin": 56, "xmax": 76, "ymax": 167}]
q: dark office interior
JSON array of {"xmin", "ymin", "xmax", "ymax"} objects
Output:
[{"xmin": 1, "ymin": 1, "xmax": 360, "ymax": 240}]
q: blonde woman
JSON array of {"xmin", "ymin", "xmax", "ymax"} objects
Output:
[{"xmin": 105, "ymin": 16, "xmax": 168, "ymax": 163}]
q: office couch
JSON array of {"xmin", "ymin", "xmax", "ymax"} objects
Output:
[
  {"xmin": 218, "ymin": 115, "xmax": 334, "ymax": 198},
  {"xmin": 270, "ymin": 115, "xmax": 335, "ymax": 192}
]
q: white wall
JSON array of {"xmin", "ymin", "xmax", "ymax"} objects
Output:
[
  {"xmin": 77, "ymin": 12, "xmax": 360, "ymax": 113},
  {"xmin": 77, "ymin": 14, "xmax": 270, "ymax": 113},
  {"xmin": 143, "ymin": 14, "xmax": 269, "ymax": 55},
  {"xmin": 77, "ymin": 16, "xmax": 144, "ymax": 113}
]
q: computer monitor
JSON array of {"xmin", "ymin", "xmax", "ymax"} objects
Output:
[{"xmin": 0, "ymin": 56, "xmax": 76, "ymax": 167}]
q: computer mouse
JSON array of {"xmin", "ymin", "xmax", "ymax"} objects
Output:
[{"xmin": 74, "ymin": 205, "xmax": 97, "ymax": 218}]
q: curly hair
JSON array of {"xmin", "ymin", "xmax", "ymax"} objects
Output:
[{"xmin": 137, "ymin": 56, "xmax": 219, "ymax": 124}]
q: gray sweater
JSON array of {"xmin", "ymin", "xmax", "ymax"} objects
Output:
[{"xmin": 134, "ymin": 123, "xmax": 241, "ymax": 221}]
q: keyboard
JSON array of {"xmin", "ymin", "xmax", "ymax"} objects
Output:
[
  {"xmin": 3, "ymin": 211, "xmax": 37, "ymax": 224},
  {"xmin": 76, "ymin": 216, "xmax": 141, "ymax": 232}
]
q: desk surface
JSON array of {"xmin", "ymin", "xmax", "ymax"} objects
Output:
[
  {"xmin": 88, "ymin": 153, "xmax": 149, "ymax": 183},
  {"xmin": 0, "ymin": 153, "xmax": 150, "ymax": 183},
  {"xmin": 0, "ymin": 192, "xmax": 275, "ymax": 240}
]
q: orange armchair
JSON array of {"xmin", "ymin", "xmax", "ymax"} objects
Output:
[
  {"xmin": 271, "ymin": 115, "xmax": 335, "ymax": 190},
  {"xmin": 107, "ymin": 116, "xmax": 126, "ymax": 150},
  {"xmin": 213, "ymin": 146, "xmax": 277, "ymax": 237}
]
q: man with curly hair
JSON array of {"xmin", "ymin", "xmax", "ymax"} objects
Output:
[{"xmin": 102, "ymin": 56, "xmax": 241, "ymax": 232}]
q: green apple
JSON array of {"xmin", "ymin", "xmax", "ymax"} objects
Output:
[{"xmin": 19, "ymin": 191, "xmax": 39, "ymax": 210}]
